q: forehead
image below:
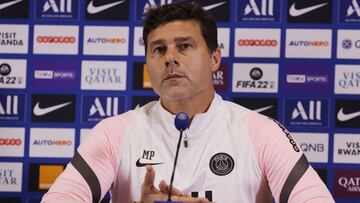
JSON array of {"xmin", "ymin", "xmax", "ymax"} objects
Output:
[{"xmin": 147, "ymin": 20, "xmax": 203, "ymax": 43}]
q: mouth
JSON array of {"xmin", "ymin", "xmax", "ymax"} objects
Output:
[{"xmin": 164, "ymin": 73, "xmax": 185, "ymax": 80}]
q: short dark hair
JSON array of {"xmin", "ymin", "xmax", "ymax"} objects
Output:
[{"xmin": 142, "ymin": 2, "xmax": 218, "ymax": 54}]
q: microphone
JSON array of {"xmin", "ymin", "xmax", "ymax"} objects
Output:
[{"xmin": 155, "ymin": 112, "xmax": 189, "ymax": 203}]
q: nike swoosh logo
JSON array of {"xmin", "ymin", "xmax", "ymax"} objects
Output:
[
  {"xmin": 202, "ymin": 1, "xmax": 226, "ymax": 11},
  {"xmin": 337, "ymin": 108, "xmax": 360, "ymax": 122},
  {"xmin": 136, "ymin": 158, "xmax": 163, "ymax": 167},
  {"xmin": 0, "ymin": 0, "xmax": 23, "ymax": 10},
  {"xmin": 87, "ymin": 0, "xmax": 126, "ymax": 14},
  {"xmin": 33, "ymin": 102, "xmax": 72, "ymax": 116},
  {"xmin": 253, "ymin": 105, "xmax": 274, "ymax": 113},
  {"xmin": 289, "ymin": 2, "xmax": 328, "ymax": 17}
]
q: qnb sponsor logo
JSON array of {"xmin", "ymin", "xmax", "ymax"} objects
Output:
[
  {"xmin": 34, "ymin": 70, "xmax": 75, "ymax": 80},
  {"xmin": 338, "ymin": 72, "xmax": 360, "ymax": 89},
  {"xmin": 0, "ymin": 138, "xmax": 22, "ymax": 146},
  {"xmin": 338, "ymin": 142, "xmax": 360, "ymax": 156},
  {"xmin": 237, "ymin": 39, "xmax": 278, "ymax": 47},
  {"xmin": 347, "ymin": 0, "xmax": 360, "ymax": 17},
  {"xmin": 342, "ymin": 39, "xmax": 360, "ymax": 49},
  {"xmin": 0, "ymin": 32, "xmax": 24, "ymax": 46},
  {"xmin": 338, "ymin": 176, "xmax": 360, "ymax": 192},
  {"xmin": 85, "ymin": 68, "xmax": 121, "ymax": 85},
  {"xmin": 300, "ymin": 143, "xmax": 325, "ymax": 152},
  {"xmin": 36, "ymin": 36, "xmax": 76, "ymax": 44},
  {"xmin": 86, "ymin": 37, "xmax": 126, "ymax": 44},
  {"xmin": 292, "ymin": 100, "xmax": 322, "ymax": 121},
  {"xmin": 289, "ymin": 40, "xmax": 329, "ymax": 47},
  {"xmin": 32, "ymin": 139, "xmax": 72, "ymax": 146}
]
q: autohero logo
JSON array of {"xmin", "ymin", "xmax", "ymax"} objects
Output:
[
  {"xmin": 82, "ymin": 95, "xmax": 125, "ymax": 123},
  {"xmin": 81, "ymin": 60, "xmax": 127, "ymax": 90},
  {"xmin": 291, "ymin": 133, "xmax": 328, "ymax": 163},
  {"xmin": 213, "ymin": 64, "xmax": 228, "ymax": 92},
  {"xmin": 32, "ymin": 60, "xmax": 76, "ymax": 89},
  {"xmin": 136, "ymin": 0, "xmax": 230, "ymax": 22},
  {"xmin": 0, "ymin": 127, "xmax": 25, "ymax": 157},
  {"xmin": 339, "ymin": 0, "xmax": 360, "ymax": 23},
  {"xmin": 285, "ymin": 29, "xmax": 332, "ymax": 58},
  {"xmin": 0, "ymin": 59, "xmax": 26, "ymax": 89},
  {"xmin": 85, "ymin": 0, "xmax": 129, "ymax": 20},
  {"xmin": 284, "ymin": 64, "xmax": 330, "ymax": 95},
  {"xmin": 0, "ymin": 0, "xmax": 28, "ymax": 19},
  {"xmin": 337, "ymin": 30, "xmax": 360, "ymax": 59},
  {"xmin": 336, "ymin": 99, "xmax": 360, "ymax": 128},
  {"xmin": 284, "ymin": 99, "xmax": 328, "ymax": 127},
  {"xmin": 334, "ymin": 169, "xmax": 360, "ymax": 198},
  {"xmin": 0, "ymin": 162, "xmax": 22, "ymax": 192},
  {"xmin": 30, "ymin": 128, "xmax": 75, "ymax": 158},
  {"xmin": 233, "ymin": 97, "xmax": 278, "ymax": 119},
  {"xmin": 238, "ymin": 0, "xmax": 281, "ymax": 22},
  {"xmin": 334, "ymin": 134, "xmax": 360, "ymax": 164},
  {"xmin": 232, "ymin": 63, "xmax": 278, "ymax": 93},
  {"xmin": 234, "ymin": 28, "xmax": 280, "ymax": 58},
  {"xmin": 335, "ymin": 65, "xmax": 360, "ymax": 94},
  {"xmin": 83, "ymin": 26, "xmax": 129, "ymax": 56},
  {"xmin": 0, "ymin": 94, "xmax": 25, "ymax": 121},
  {"xmin": 31, "ymin": 94, "xmax": 75, "ymax": 123},
  {"xmin": 33, "ymin": 25, "xmax": 79, "ymax": 55},
  {"xmin": 0, "ymin": 25, "xmax": 29, "ymax": 54},
  {"xmin": 287, "ymin": 0, "xmax": 332, "ymax": 23},
  {"xmin": 36, "ymin": 0, "xmax": 78, "ymax": 19}
]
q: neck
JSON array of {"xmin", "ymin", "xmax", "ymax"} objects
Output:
[{"xmin": 161, "ymin": 89, "xmax": 215, "ymax": 119}]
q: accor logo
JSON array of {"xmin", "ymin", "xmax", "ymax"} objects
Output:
[{"xmin": 36, "ymin": 36, "xmax": 76, "ymax": 44}]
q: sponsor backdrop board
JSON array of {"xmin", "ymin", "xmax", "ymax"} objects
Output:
[{"xmin": 0, "ymin": 0, "xmax": 360, "ymax": 202}]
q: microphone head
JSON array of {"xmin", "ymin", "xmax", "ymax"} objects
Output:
[{"xmin": 174, "ymin": 112, "xmax": 189, "ymax": 131}]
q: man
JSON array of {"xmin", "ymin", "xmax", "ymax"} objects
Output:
[{"xmin": 42, "ymin": 2, "xmax": 334, "ymax": 203}]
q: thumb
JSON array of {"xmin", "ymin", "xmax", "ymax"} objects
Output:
[{"xmin": 142, "ymin": 165, "xmax": 156, "ymax": 189}]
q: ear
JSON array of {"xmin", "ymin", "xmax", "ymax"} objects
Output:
[{"xmin": 210, "ymin": 48, "xmax": 221, "ymax": 72}]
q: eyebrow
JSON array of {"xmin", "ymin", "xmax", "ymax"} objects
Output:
[{"xmin": 149, "ymin": 36, "xmax": 195, "ymax": 48}]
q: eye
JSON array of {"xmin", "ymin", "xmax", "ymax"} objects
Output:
[
  {"xmin": 179, "ymin": 43, "xmax": 192, "ymax": 50},
  {"xmin": 153, "ymin": 46, "xmax": 166, "ymax": 54}
]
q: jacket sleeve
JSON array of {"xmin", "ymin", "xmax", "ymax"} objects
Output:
[
  {"xmin": 243, "ymin": 112, "xmax": 335, "ymax": 203},
  {"xmin": 41, "ymin": 114, "xmax": 134, "ymax": 203}
]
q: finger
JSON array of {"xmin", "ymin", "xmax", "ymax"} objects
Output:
[{"xmin": 159, "ymin": 180, "xmax": 184, "ymax": 196}]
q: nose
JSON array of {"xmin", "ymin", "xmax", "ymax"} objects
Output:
[{"xmin": 165, "ymin": 48, "xmax": 179, "ymax": 67}]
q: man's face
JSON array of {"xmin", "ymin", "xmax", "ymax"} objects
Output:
[{"xmin": 145, "ymin": 20, "xmax": 220, "ymax": 102}]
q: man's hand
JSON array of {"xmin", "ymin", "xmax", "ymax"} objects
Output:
[{"xmin": 139, "ymin": 165, "xmax": 210, "ymax": 203}]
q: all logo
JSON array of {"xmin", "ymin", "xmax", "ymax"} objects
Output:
[
  {"xmin": 83, "ymin": 26, "xmax": 129, "ymax": 56},
  {"xmin": 287, "ymin": 0, "xmax": 332, "ymax": 23},
  {"xmin": 31, "ymin": 94, "xmax": 75, "ymax": 123},
  {"xmin": 0, "ymin": 59, "xmax": 26, "ymax": 89},
  {"xmin": 35, "ymin": 0, "xmax": 78, "ymax": 19},
  {"xmin": 232, "ymin": 63, "xmax": 278, "ymax": 93},
  {"xmin": 336, "ymin": 99, "xmax": 360, "ymax": 128},
  {"xmin": 337, "ymin": 30, "xmax": 360, "ymax": 59},
  {"xmin": 291, "ymin": 133, "xmax": 329, "ymax": 163},
  {"xmin": 334, "ymin": 169, "xmax": 360, "ymax": 198},
  {"xmin": 233, "ymin": 97, "xmax": 278, "ymax": 119},
  {"xmin": 136, "ymin": 0, "xmax": 230, "ymax": 22},
  {"xmin": 82, "ymin": 95, "xmax": 125, "ymax": 123},
  {"xmin": 28, "ymin": 163, "xmax": 65, "ymax": 191},
  {"xmin": 334, "ymin": 64, "xmax": 360, "ymax": 94},
  {"xmin": 81, "ymin": 60, "xmax": 127, "ymax": 90},
  {"xmin": 32, "ymin": 60, "xmax": 76, "ymax": 89},
  {"xmin": 238, "ymin": 0, "xmax": 281, "ymax": 22},
  {"xmin": 284, "ymin": 64, "xmax": 330, "ymax": 95},
  {"xmin": 284, "ymin": 99, "xmax": 328, "ymax": 127},
  {"xmin": 0, "ymin": 94, "xmax": 25, "ymax": 121},
  {"xmin": 0, "ymin": 127, "xmax": 25, "ymax": 157},
  {"xmin": 0, "ymin": 0, "xmax": 28, "ymax": 19},
  {"xmin": 339, "ymin": 0, "xmax": 360, "ymax": 23},
  {"xmin": 0, "ymin": 162, "xmax": 22, "ymax": 192},
  {"xmin": 85, "ymin": 0, "xmax": 129, "ymax": 20},
  {"xmin": 0, "ymin": 24, "xmax": 29, "ymax": 54},
  {"xmin": 285, "ymin": 29, "xmax": 332, "ymax": 59}
]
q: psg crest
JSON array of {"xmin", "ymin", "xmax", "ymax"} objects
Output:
[{"xmin": 209, "ymin": 153, "xmax": 234, "ymax": 176}]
